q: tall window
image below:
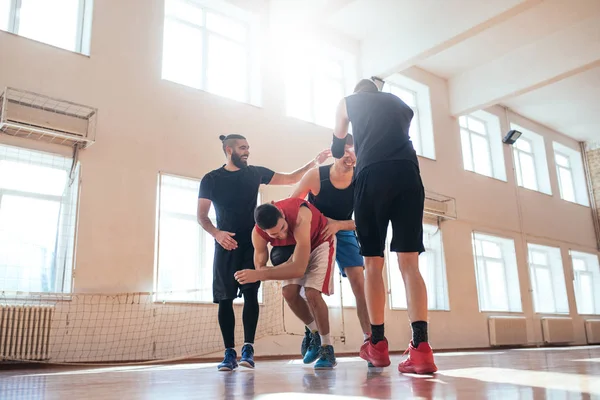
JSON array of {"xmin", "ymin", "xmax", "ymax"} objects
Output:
[
  {"xmin": 0, "ymin": 144, "xmax": 79, "ymax": 293},
  {"xmin": 382, "ymin": 74, "xmax": 435, "ymax": 160},
  {"xmin": 552, "ymin": 142, "xmax": 589, "ymax": 206},
  {"xmin": 383, "ymin": 84, "xmax": 422, "ymax": 156},
  {"xmin": 570, "ymin": 250, "xmax": 600, "ymax": 315},
  {"xmin": 459, "ymin": 111, "xmax": 506, "ymax": 181},
  {"xmin": 527, "ymin": 243, "xmax": 569, "ymax": 314},
  {"xmin": 472, "ymin": 233, "xmax": 522, "ymax": 312},
  {"xmin": 514, "ymin": 137, "xmax": 538, "ymax": 191},
  {"xmin": 511, "ymin": 124, "xmax": 552, "ymax": 195},
  {"xmin": 284, "ymin": 50, "xmax": 351, "ymax": 129},
  {"xmin": 155, "ymin": 173, "xmax": 261, "ymax": 303},
  {"xmin": 162, "ymin": 0, "xmax": 258, "ymax": 105},
  {"xmin": 387, "ymin": 224, "xmax": 449, "ymax": 310},
  {"xmin": 0, "ymin": 0, "xmax": 92, "ymax": 55}
]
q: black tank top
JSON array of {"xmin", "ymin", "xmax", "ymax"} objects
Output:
[
  {"xmin": 345, "ymin": 91, "xmax": 419, "ymax": 177},
  {"xmin": 308, "ymin": 165, "xmax": 354, "ymax": 221}
]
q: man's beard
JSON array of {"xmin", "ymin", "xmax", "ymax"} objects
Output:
[{"xmin": 232, "ymin": 152, "xmax": 248, "ymax": 168}]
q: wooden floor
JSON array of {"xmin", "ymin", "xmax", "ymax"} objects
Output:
[{"xmin": 2, "ymin": 346, "xmax": 600, "ymax": 399}]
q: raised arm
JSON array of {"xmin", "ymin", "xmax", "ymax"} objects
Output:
[
  {"xmin": 289, "ymin": 168, "xmax": 321, "ymax": 200},
  {"xmin": 268, "ymin": 149, "xmax": 331, "ymax": 186},
  {"xmin": 331, "ymin": 98, "xmax": 350, "ymax": 158},
  {"xmin": 252, "ymin": 227, "xmax": 269, "ymax": 270}
]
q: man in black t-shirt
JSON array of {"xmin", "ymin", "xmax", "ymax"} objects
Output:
[
  {"xmin": 329, "ymin": 79, "xmax": 437, "ymax": 374},
  {"xmin": 197, "ymin": 133, "xmax": 330, "ymax": 372}
]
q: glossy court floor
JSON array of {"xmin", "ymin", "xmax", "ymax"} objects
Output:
[{"xmin": 2, "ymin": 345, "xmax": 600, "ymax": 399}]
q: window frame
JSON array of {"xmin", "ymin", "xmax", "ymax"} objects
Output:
[
  {"xmin": 554, "ymin": 151, "xmax": 576, "ymax": 203},
  {"xmin": 460, "ymin": 115, "xmax": 494, "ymax": 178},
  {"xmin": 1, "ymin": 0, "xmax": 91, "ymax": 55},
  {"xmin": 162, "ymin": 0, "xmax": 256, "ymax": 105},
  {"xmin": 513, "ymin": 136, "xmax": 539, "ymax": 192},
  {"xmin": 570, "ymin": 250, "xmax": 600, "ymax": 315},
  {"xmin": 154, "ymin": 172, "xmax": 262, "ymax": 304},
  {"xmin": 0, "ymin": 144, "xmax": 80, "ymax": 296},
  {"xmin": 527, "ymin": 243, "xmax": 569, "ymax": 315}
]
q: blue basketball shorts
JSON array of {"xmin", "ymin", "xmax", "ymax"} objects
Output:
[{"xmin": 335, "ymin": 230, "xmax": 364, "ymax": 277}]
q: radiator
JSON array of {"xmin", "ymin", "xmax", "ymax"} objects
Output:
[
  {"xmin": 585, "ymin": 319, "xmax": 600, "ymax": 344},
  {"xmin": 541, "ymin": 317, "xmax": 574, "ymax": 344},
  {"xmin": 488, "ymin": 316, "xmax": 528, "ymax": 346},
  {"xmin": 0, "ymin": 305, "xmax": 54, "ymax": 361}
]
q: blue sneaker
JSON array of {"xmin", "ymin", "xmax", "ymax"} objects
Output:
[
  {"xmin": 240, "ymin": 344, "xmax": 255, "ymax": 368},
  {"xmin": 314, "ymin": 345, "xmax": 337, "ymax": 369},
  {"xmin": 303, "ymin": 331, "xmax": 321, "ymax": 364},
  {"xmin": 301, "ymin": 327, "xmax": 311, "ymax": 357},
  {"xmin": 218, "ymin": 348, "xmax": 238, "ymax": 371}
]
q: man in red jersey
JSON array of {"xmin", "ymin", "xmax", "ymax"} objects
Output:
[{"xmin": 234, "ymin": 197, "xmax": 337, "ymax": 369}]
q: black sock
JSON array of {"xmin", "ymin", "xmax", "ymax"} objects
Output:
[
  {"xmin": 371, "ymin": 324, "xmax": 385, "ymax": 344},
  {"xmin": 218, "ymin": 299, "xmax": 235, "ymax": 349},
  {"xmin": 242, "ymin": 288, "xmax": 260, "ymax": 345},
  {"xmin": 411, "ymin": 321, "xmax": 428, "ymax": 347}
]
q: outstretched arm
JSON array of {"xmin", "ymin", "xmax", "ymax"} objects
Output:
[
  {"xmin": 268, "ymin": 149, "xmax": 331, "ymax": 186},
  {"xmin": 289, "ymin": 168, "xmax": 320, "ymax": 200},
  {"xmin": 235, "ymin": 207, "xmax": 312, "ymax": 283},
  {"xmin": 331, "ymin": 98, "xmax": 350, "ymax": 158},
  {"xmin": 252, "ymin": 228, "xmax": 269, "ymax": 270}
]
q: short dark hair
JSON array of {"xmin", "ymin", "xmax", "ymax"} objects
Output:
[
  {"xmin": 254, "ymin": 203, "xmax": 282, "ymax": 230},
  {"xmin": 353, "ymin": 79, "xmax": 378, "ymax": 93},
  {"xmin": 219, "ymin": 134, "xmax": 246, "ymax": 154}
]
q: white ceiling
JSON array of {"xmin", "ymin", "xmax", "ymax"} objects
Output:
[{"xmin": 316, "ymin": 0, "xmax": 600, "ymax": 142}]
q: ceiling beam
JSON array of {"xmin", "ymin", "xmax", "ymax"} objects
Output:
[
  {"xmin": 448, "ymin": 14, "xmax": 600, "ymax": 116},
  {"xmin": 361, "ymin": 0, "xmax": 542, "ymax": 79}
]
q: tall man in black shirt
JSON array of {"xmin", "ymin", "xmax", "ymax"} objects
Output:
[
  {"xmin": 330, "ymin": 79, "xmax": 437, "ymax": 374},
  {"xmin": 198, "ymin": 134, "xmax": 329, "ymax": 372}
]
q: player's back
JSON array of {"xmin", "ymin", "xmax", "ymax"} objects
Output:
[{"xmin": 345, "ymin": 91, "xmax": 419, "ymax": 176}]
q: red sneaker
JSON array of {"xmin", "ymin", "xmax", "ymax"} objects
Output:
[
  {"xmin": 398, "ymin": 341, "xmax": 437, "ymax": 374},
  {"xmin": 359, "ymin": 337, "xmax": 391, "ymax": 368}
]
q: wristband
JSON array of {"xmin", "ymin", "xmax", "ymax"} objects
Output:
[{"xmin": 331, "ymin": 134, "xmax": 347, "ymax": 158}]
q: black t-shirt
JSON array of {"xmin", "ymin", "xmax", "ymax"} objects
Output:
[
  {"xmin": 198, "ymin": 165, "xmax": 275, "ymax": 240},
  {"xmin": 345, "ymin": 91, "xmax": 419, "ymax": 177}
]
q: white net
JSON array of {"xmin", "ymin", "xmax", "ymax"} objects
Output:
[{"xmin": 0, "ymin": 283, "xmax": 285, "ymax": 364}]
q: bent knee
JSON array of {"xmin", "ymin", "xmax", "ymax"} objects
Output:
[
  {"xmin": 282, "ymin": 285, "xmax": 301, "ymax": 301},
  {"xmin": 304, "ymin": 287, "xmax": 323, "ymax": 304}
]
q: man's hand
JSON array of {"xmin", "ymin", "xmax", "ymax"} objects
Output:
[
  {"xmin": 235, "ymin": 269, "xmax": 261, "ymax": 284},
  {"xmin": 214, "ymin": 230, "xmax": 237, "ymax": 250},
  {"xmin": 322, "ymin": 218, "xmax": 341, "ymax": 240},
  {"xmin": 314, "ymin": 149, "xmax": 331, "ymax": 165}
]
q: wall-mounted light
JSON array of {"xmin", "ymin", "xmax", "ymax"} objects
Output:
[{"xmin": 502, "ymin": 129, "xmax": 522, "ymax": 145}]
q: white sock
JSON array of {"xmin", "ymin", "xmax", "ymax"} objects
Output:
[
  {"xmin": 244, "ymin": 342, "xmax": 253, "ymax": 347},
  {"xmin": 363, "ymin": 333, "xmax": 370, "ymax": 342},
  {"xmin": 320, "ymin": 333, "xmax": 331, "ymax": 346},
  {"xmin": 307, "ymin": 321, "xmax": 318, "ymax": 332}
]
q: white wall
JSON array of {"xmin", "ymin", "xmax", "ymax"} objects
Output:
[{"xmin": 0, "ymin": 0, "xmax": 597, "ymax": 360}]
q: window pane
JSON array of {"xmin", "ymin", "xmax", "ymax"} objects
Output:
[
  {"xmin": 519, "ymin": 152, "xmax": 538, "ymax": 191},
  {"xmin": 206, "ymin": 11, "xmax": 246, "ymax": 43},
  {"xmin": 515, "ymin": 138, "xmax": 532, "ymax": 153},
  {"xmin": 467, "ymin": 117, "xmax": 486, "ymax": 135},
  {"xmin": 558, "ymin": 166, "xmax": 576, "ymax": 202},
  {"xmin": 0, "ymin": 0, "xmax": 10, "ymax": 31},
  {"xmin": 530, "ymin": 250, "xmax": 547, "ymax": 266},
  {"xmin": 18, "ymin": 0, "xmax": 82, "ymax": 51},
  {"xmin": 0, "ymin": 195, "xmax": 61, "ymax": 292},
  {"xmin": 162, "ymin": 18, "xmax": 203, "ymax": 89},
  {"xmin": 0, "ymin": 160, "xmax": 67, "ymax": 196},
  {"xmin": 165, "ymin": 0, "xmax": 203, "ymax": 26},
  {"xmin": 285, "ymin": 58, "xmax": 312, "ymax": 123},
  {"xmin": 486, "ymin": 260, "xmax": 509, "ymax": 310},
  {"xmin": 482, "ymin": 241, "xmax": 501, "ymax": 259},
  {"xmin": 555, "ymin": 153, "xmax": 570, "ymax": 168},
  {"xmin": 317, "ymin": 59, "xmax": 343, "ymax": 79},
  {"xmin": 572, "ymin": 258, "xmax": 586, "ymax": 272},
  {"xmin": 207, "ymin": 34, "xmax": 247, "ymax": 102},
  {"xmin": 578, "ymin": 273, "xmax": 594, "ymax": 314},
  {"xmin": 459, "ymin": 116, "xmax": 467, "ymax": 128},
  {"xmin": 389, "ymin": 86, "xmax": 416, "ymax": 108},
  {"xmin": 460, "ymin": 129, "xmax": 473, "ymax": 171},
  {"xmin": 533, "ymin": 267, "xmax": 555, "ymax": 313},
  {"xmin": 314, "ymin": 76, "xmax": 343, "ymax": 129},
  {"xmin": 471, "ymin": 133, "xmax": 492, "ymax": 176}
]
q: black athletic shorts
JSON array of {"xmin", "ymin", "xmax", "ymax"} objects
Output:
[
  {"xmin": 354, "ymin": 160, "xmax": 425, "ymax": 257},
  {"xmin": 212, "ymin": 235, "xmax": 260, "ymax": 304}
]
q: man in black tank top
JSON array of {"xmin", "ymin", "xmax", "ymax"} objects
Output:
[
  {"xmin": 290, "ymin": 134, "xmax": 371, "ymax": 348},
  {"xmin": 329, "ymin": 79, "xmax": 437, "ymax": 374}
]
